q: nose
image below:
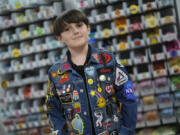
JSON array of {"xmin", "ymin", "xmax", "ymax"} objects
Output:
[{"xmin": 72, "ymin": 26, "xmax": 79, "ymax": 34}]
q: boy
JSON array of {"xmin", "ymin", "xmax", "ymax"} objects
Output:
[{"xmin": 46, "ymin": 9, "xmax": 137, "ymax": 135}]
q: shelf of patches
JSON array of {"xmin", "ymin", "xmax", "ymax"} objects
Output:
[
  {"xmin": 90, "ymin": 22, "xmax": 177, "ymax": 41},
  {"xmin": 0, "ymin": 33, "xmax": 54, "ymax": 47},
  {"xmin": 136, "ymin": 120, "xmax": 179, "ymax": 129},
  {"xmin": 1, "ymin": 75, "xmax": 48, "ymax": 89},
  {"xmin": 136, "ymin": 98, "xmax": 180, "ymax": 113},
  {"xmin": 3, "ymin": 118, "xmax": 49, "ymax": 132},
  {"xmin": 0, "ymin": 1, "xmax": 56, "ymax": 16},
  {"xmin": 88, "ymin": 3, "xmax": 174, "ymax": 26},
  {"xmin": 3, "ymin": 104, "xmax": 48, "ymax": 119},
  {"xmin": 0, "ymin": 40, "xmax": 64, "ymax": 62},
  {"xmin": 133, "ymin": 78, "xmax": 178, "ymax": 97},
  {"xmin": 0, "ymin": 17, "xmax": 56, "ymax": 32}
]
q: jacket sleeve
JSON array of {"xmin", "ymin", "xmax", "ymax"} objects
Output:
[
  {"xmin": 113, "ymin": 57, "xmax": 137, "ymax": 135},
  {"xmin": 45, "ymin": 70, "xmax": 67, "ymax": 135}
]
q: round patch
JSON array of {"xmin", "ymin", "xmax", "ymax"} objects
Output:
[
  {"xmin": 88, "ymin": 78, "xmax": 94, "ymax": 85},
  {"xmin": 51, "ymin": 72, "xmax": 56, "ymax": 77},
  {"xmin": 12, "ymin": 48, "xmax": 20, "ymax": 58},
  {"xmin": 99, "ymin": 75, "xmax": 106, "ymax": 81},
  {"xmin": 147, "ymin": 15, "xmax": 157, "ymax": 28},
  {"xmin": 97, "ymin": 97, "xmax": 106, "ymax": 108},
  {"xmin": 98, "ymin": 87, "xmax": 102, "ymax": 93},
  {"xmin": 129, "ymin": 5, "xmax": 138, "ymax": 14},
  {"xmin": 1, "ymin": 80, "xmax": 8, "ymax": 89}
]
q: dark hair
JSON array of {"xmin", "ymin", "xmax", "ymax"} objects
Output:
[{"xmin": 53, "ymin": 9, "xmax": 89, "ymax": 36}]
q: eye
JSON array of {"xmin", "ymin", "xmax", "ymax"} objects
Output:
[
  {"xmin": 77, "ymin": 23, "xmax": 83, "ymax": 27},
  {"xmin": 64, "ymin": 27, "xmax": 70, "ymax": 31}
]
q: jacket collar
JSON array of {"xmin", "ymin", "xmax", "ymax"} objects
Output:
[{"xmin": 59, "ymin": 45, "xmax": 100, "ymax": 74}]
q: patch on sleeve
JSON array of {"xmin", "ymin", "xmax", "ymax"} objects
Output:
[
  {"xmin": 123, "ymin": 81, "xmax": 136, "ymax": 100},
  {"xmin": 115, "ymin": 67, "xmax": 128, "ymax": 86},
  {"xmin": 52, "ymin": 130, "xmax": 59, "ymax": 135}
]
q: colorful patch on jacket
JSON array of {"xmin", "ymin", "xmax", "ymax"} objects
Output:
[
  {"xmin": 99, "ymin": 53, "xmax": 112, "ymax": 65},
  {"xmin": 62, "ymin": 63, "xmax": 71, "ymax": 70},
  {"xmin": 58, "ymin": 72, "xmax": 69, "ymax": 83},
  {"xmin": 59, "ymin": 93, "xmax": 73, "ymax": 104},
  {"xmin": 46, "ymin": 79, "xmax": 55, "ymax": 102},
  {"xmin": 52, "ymin": 130, "xmax": 59, "ymax": 135},
  {"xmin": 85, "ymin": 66, "xmax": 95, "ymax": 76},
  {"xmin": 71, "ymin": 114, "xmax": 84, "ymax": 134},
  {"xmin": 123, "ymin": 81, "xmax": 136, "ymax": 100},
  {"xmin": 92, "ymin": 53, "xmax": 98, "ymax": 62},
  {"xmin": 115, "ymin": 67, "xmax": 128, "ymax": 86}
]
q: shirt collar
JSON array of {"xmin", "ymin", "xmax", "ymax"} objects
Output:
[{"xmin": 59, "ymin": 45, "xmax": 100, "ymax": 74}]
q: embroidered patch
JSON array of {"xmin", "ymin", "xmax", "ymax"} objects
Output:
[
  {"xmin": 105, "ymin": 84, "xmax": 113, "ymax": 94},
  {"xmin": 99, "ymin": 67, "xmax": 113, "ymax": 73},
  {"xmin": 123, "ymin": 81, "xmax": 136, "ymax": 100},
  {"xmin": 62, "ymin": 64, "xmax": 71, "ymax": 70},
  {"xmin": 115, "ymin": 67, "xmax": 128, "ymax": 86},
  {"xmin": 52, "ymin": 130, "xmax": 59, "ymax": 135},
  {"xmin": 94, "ymin": 111, "xmax": 103, "ymax": 128},
  {"xmin": 103, "ymin": 118, "xmax": 113, "ymax": 130},
  {"xmin": 71, "ymin": 114, "xmax": 84, "ymax": 134},
  {"xmin": 99, "ymin": 53, "xmax": 112, "ymax": 65},
  {"xmin": 59, "ymin": 93, "xmax": 73, "ymax": 104},
  {"xmin": 85, "ymin": 66, "xmax": 95, "ymax": 76},
  {"xmin": 92, "ymin": 53, "xmax": 99, "ymax": 62},
  {"xmin": 73, "ymin": 102, "xmax": 81, "ymax": 113},
  {"xmin": 58, "ymin": 72, "xmax": 69, "ymax": 83},
  {"xmin": 73, "ymin": 90, "xmax": 79, "ymax": 101},
  {"xmin": 98, "ymin": 130, "xmax": 109, "ymax": 135},
  {"xmin": 51, "ymin": 72, "xmax": 57, "ymax": 78}
]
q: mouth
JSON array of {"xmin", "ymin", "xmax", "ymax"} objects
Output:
[{"xmin": 73, "ymin": 36, "xmax": 83, "ymax": 40}]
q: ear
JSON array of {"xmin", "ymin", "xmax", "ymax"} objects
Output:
[
  {"xmin": 56, "ymin": 35, "xmax": 64, "ymax": 43},
  {"xmin": 87, "ymin": 25, "xmax": 91, "ymax": 34}
]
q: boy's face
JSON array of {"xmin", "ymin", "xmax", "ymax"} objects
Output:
[{"xmin": 57, "ymin": 22, "xmax": 90, "ymax": 49}]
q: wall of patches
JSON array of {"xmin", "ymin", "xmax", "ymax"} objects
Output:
[{"xmin": 0, "ymin": 0, "xmax": 180, "ymax": 135}]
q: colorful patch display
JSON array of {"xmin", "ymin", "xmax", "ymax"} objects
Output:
[
  {"xmin": 115, "ymin": 67, "xmax": 128, "ymax": 86},
  {"xmin": 71, "ymin": 114, "xmax": 84, "ymax": 134}
]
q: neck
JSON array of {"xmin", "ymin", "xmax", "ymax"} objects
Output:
[{"xmin": 68, "ymin": 44, "xmax": 89, "ymax": 66}]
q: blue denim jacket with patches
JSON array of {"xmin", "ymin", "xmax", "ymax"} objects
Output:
[{"xmin": 46, "ymin": 45, "xmax": 137, "ymax": 135}]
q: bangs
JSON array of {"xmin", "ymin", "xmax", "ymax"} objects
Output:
[{"xmin": 53, "ymin": 9, "xmax": 89, "ymax": 36}]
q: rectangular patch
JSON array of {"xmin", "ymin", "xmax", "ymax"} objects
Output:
[{"xmin": 59, "ymin": 93, "xmax": 73, "ymax": 104}]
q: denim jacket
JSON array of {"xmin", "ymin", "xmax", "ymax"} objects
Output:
[{"xmin": 46, "ymin": 45, "xmax": 137, "ymax": 135}]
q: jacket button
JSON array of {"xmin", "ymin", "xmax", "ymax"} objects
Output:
[
  {"xmin": 83, "ymin": 112, "xmax": 87, "ymax": 115},
  {"xmin": 80, "ymin": 89, "xmax": 84, "ymax": 93}
]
